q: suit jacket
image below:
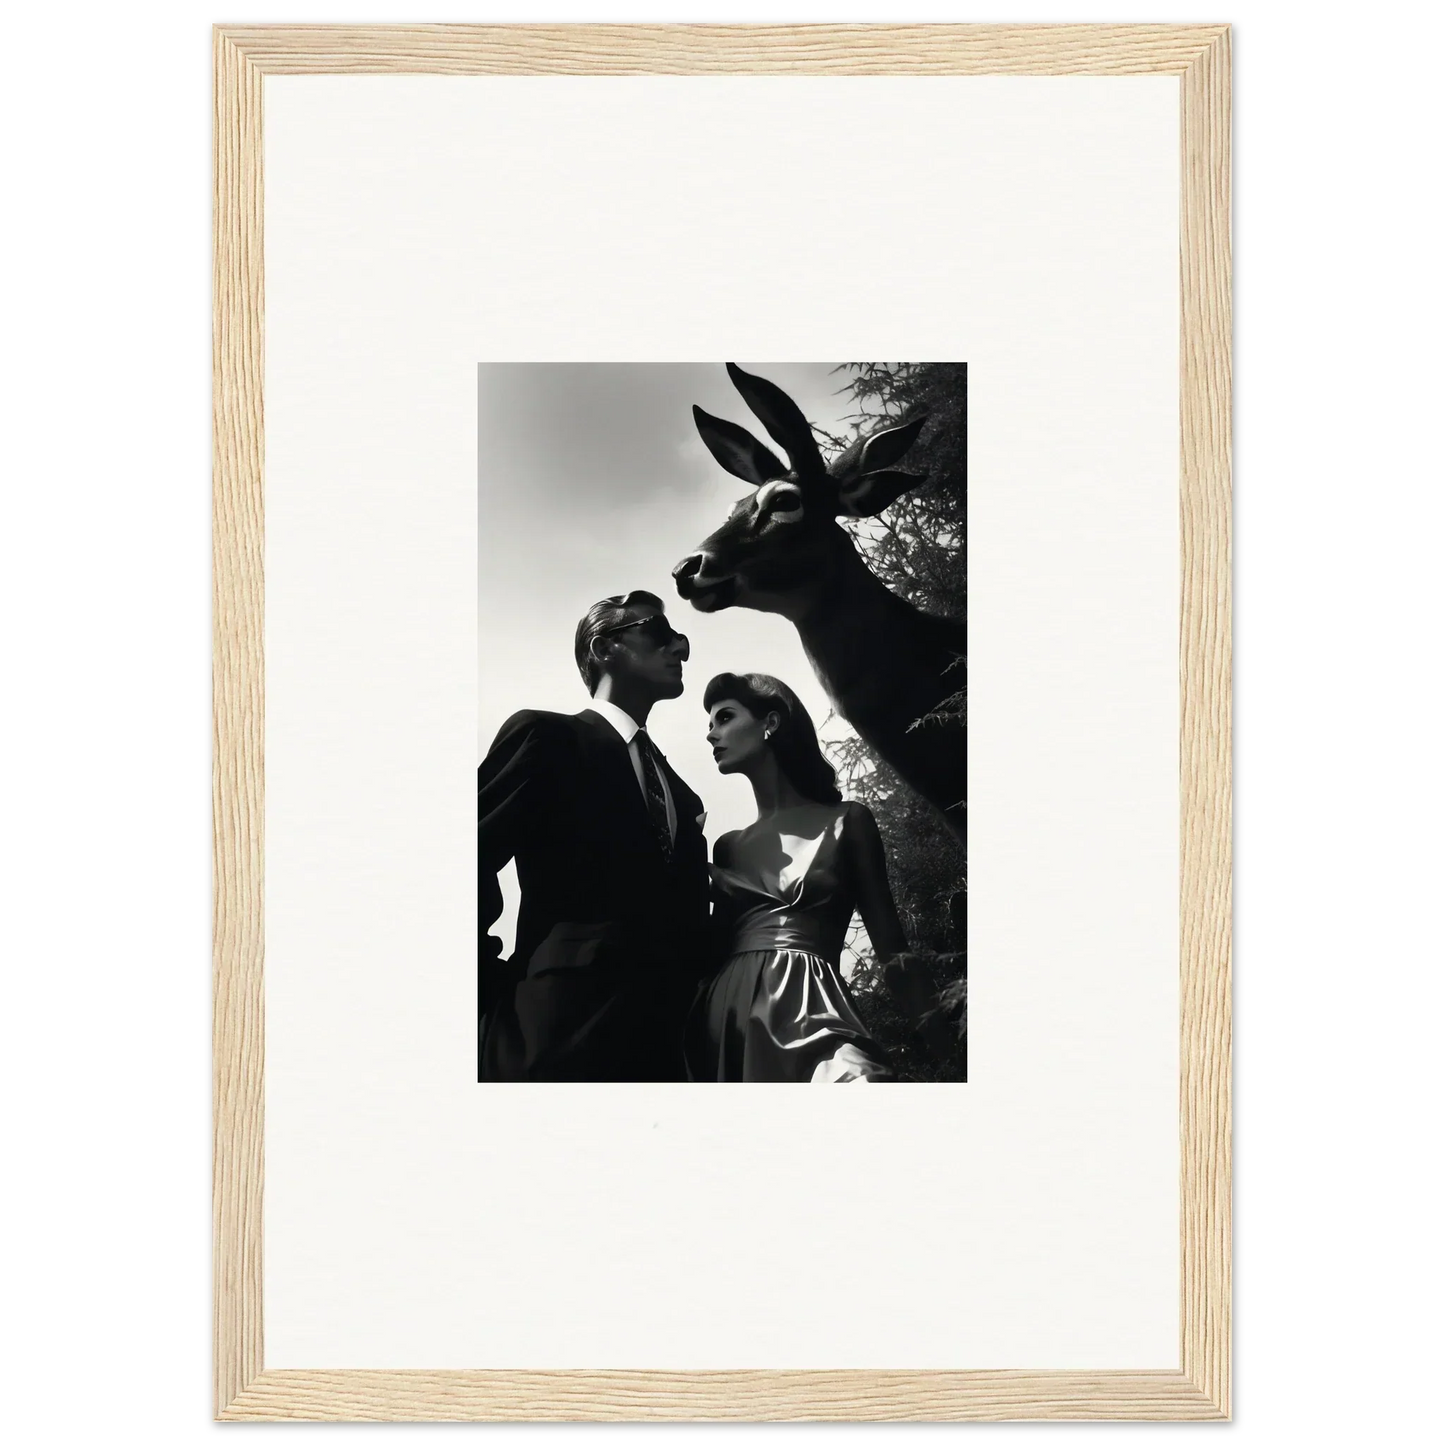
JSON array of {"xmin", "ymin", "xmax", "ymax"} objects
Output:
[{"xmin": 478, "ymin": 707, "xmax": 712, "ymax": 1081}]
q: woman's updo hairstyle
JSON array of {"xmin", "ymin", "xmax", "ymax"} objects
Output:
[{"xmin": 703, "ymin": 672, "xmax": 842, "ymax": 805}]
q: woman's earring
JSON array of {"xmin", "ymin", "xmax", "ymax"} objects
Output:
[{"xmin": 763, "ymin": 729, "xmax": 773, "ymax": 742}]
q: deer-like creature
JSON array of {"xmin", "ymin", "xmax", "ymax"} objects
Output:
[{"xmin": 673, "ymin": 363, "xmax": 966, "ymax": 839}]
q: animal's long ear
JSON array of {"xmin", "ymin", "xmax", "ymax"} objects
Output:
[
  {"xmin": 726, "ymin": 363, "xmax": 826, "ymax": 478},
  {"xmin": 692, "ymin": 405, "xmax": 789, "ymax": 486},
  {"xmin": 836, "ymin": 468, "xmax": 928, "ymax": 517},
  {"xmin": 859, "ymin": 414, "xmax": 927, "ymax": 473},
  {"xmin": 827, "ymin": 414, "xmax": 928, "ymax": 484}
]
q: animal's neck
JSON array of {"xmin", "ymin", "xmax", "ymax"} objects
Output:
[
  {"xmin": 764, "ymin": 531, "xmax": 879, "ymax": 624},
  {"xmin": 791, "ymin": 541, "xmax": 959, "ymax": 730},
  {"xmin": 800, "ymin": 548, "xmax": 887, "ymax": 632}
]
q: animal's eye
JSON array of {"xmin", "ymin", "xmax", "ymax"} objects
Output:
[{"xmin": 755, "ymin": 480, "xmax": 805, "ymax": 525}]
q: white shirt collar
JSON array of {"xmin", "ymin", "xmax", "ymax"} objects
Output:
[{"xmin": 588, "ymin": 697, "xmax": 642, "ymax": 745}]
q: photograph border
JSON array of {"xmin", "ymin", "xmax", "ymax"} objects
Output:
[{"xmin": 214, "ymin": 22, "xmax": 1230, "ymax": 1421}]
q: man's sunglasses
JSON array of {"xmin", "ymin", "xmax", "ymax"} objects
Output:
[{"xmin": 600, "ymin": 615, "xmax": 689, "ymax": 651}]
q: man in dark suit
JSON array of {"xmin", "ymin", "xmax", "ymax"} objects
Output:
[{"xmin": 478, "ymin": 590, "xmax": 712, "ymax": 1081}]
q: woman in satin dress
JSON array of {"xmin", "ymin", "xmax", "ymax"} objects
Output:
[{"xmin": 686, "ymin": 672, "xmax": 950, "ymax": 1083}]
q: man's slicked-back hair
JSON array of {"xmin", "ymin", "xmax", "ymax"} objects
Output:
[{"xmin": 574, "ymin": 590, "xmax": 667, "ymax": 692}]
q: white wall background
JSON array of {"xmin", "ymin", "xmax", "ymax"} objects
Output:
[{"xmin": 261, "ymin": 71, "xmax": 1180, "ymax": 1372}]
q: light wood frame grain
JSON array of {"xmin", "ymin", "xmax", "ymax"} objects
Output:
[{"xmin": 214, "ymin": 23, "xmax": 1230, "ymax": 1422}]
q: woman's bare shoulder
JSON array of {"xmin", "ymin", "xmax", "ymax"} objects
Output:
[{"xmin": 837, "ymin": 800, "xmax": 887, "ymax": 858}]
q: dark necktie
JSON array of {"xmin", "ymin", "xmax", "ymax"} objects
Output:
[{"xmin": 634, "ymin": 729, "xmax": 673, "ymax": 859}]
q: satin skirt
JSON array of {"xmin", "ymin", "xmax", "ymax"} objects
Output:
[{"xmin": 686, "ymin": 948, "xmax": 893, "ymax": 1083}]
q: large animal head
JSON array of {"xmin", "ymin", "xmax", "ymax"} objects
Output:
[{"xmin": 672, "ymin": 363, "xmax": 928, "ymax": 616}]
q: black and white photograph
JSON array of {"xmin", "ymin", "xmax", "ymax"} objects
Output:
[{"xmin": 477, "ymin": 363, "xmax": 968, "ymax": 1082}]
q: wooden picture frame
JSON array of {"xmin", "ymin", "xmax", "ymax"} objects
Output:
[{"xmin": 214, "ymin": 23, "xmax": 1230, "ymax": 1422}]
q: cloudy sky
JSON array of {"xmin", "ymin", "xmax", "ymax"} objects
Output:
[{"xmin": 478, "ymin": 363, "xmax": 862, "ymax": 951}]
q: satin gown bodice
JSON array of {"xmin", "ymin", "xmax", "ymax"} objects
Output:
[
  {"xmin": 688, "ymin": 802, "xmax": 892, "ymax": 1083},
  {"xmin": 710, "ymin": 804, "xmax": 855, "ymax": 963}
]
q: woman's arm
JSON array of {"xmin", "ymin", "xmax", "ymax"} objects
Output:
[{"xmin": 841, "ymin": 803, "xmax": 954, "ymax": 1062}]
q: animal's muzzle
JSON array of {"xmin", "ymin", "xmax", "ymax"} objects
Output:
[{"xmin": 672, "ymin": 552, "xmax": 737, "ymax": 611}]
